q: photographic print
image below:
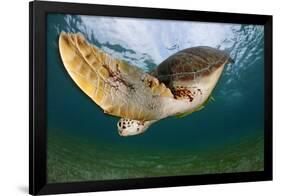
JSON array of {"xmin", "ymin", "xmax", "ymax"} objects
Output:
[{"xmin": 46, "ymin": 13, "xmax": 265, "ymax": 183}]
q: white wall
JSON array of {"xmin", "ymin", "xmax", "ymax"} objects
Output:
[{"xmin": 0, "ymin": 0, "xmax": 279, "ymax": 195}]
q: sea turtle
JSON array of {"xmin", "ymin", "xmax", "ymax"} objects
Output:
[{"xmin": 59, "ymin": 32, "xmax": 233, "ymax": 137}]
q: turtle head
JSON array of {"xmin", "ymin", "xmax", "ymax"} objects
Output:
[{"xmin": 117, "ymin": 118, "xmax": 153, "ymax": 137}]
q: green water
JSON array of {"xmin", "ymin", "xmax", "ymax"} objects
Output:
[{"xmin": 46, "ymin": 14, "xmax": 264, "ymax": 183}]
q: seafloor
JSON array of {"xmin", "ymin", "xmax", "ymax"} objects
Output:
[{"xmin": 47, "ymin": 129, "xmax": 263, "ymax": 183}]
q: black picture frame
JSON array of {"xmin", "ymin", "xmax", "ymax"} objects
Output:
[{"xmin": 29, "ymin": 1, "xmax": 273, "ymax": 195}]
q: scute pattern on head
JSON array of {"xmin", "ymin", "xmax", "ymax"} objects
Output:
[{"xmin": 117, "ymin": 118, "xmax": 156, "ymax": 136}]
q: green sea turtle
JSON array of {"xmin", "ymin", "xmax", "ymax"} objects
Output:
[{"xmin": 59, "ymin": 32, "xmax": 233, "ymax": 137}]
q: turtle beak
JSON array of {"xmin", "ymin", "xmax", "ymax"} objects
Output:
[{"xmin": 118, "ymin": 129, "xmax": 124, "ymax": 136}]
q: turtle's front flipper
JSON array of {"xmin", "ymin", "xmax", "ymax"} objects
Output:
[
  {"xmin": 117, "ymin": 118, "xmax": 157, "ymax": 136},
  {"xmin": 59, "ymin": 32, "xmax": 173, "ymax": 121}
]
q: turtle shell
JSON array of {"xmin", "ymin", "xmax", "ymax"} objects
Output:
[{"xmin": 152, "ymin": 46, "xmax": 232, "ymax": 85}]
